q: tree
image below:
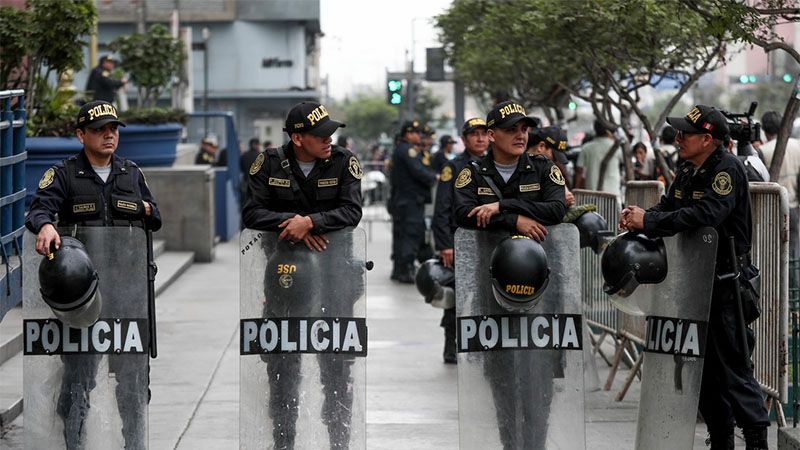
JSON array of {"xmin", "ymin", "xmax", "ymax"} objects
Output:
[
  {"xmin": 0, "ymin": 0, "xmax": 96, "ymax": 110},
  {"xmin": 681, "ymin": 0, "xmax": 800, "ymax": 182},
  {"xmin": 109, "ymin": 24, "xmax": 183, "ymax": 108},
  {"xmin": 437, "ymin": 0, "xmax": 727, "ymax": 184},
  {"xmin": 412, "ymin": 85, "xmax": 446, "ymax": 128},
  {"xmin": 340, "ymin": 94, "xmax": 398, "ymax": 147}
]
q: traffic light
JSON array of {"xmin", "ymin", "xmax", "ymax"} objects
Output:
[
  {"xmin": 387, "ymin": 79, "xmax": 403, "ymax": 105},
  {"xmin": 784, "ymin": 73, "xmax": 794, "ymax": 83}
]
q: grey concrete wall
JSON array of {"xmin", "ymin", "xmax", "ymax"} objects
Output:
[
  {"xmin": 780, "ymin": 427, "xmax": 800, "ymax": 450},
  {"xmin": 143, "ymin": 166, "xmax": 216, "ymax": 262}
]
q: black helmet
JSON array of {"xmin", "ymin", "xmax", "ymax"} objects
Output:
[
  {"xmin": 489, "ymin": 236, "xmax": 549, "ymax": 312},
  {"xmin": 574, "ymin": 211, "xmax": 610, "ymax": 254},
  {"xmin": 415, "ymin": 258, "xmax": 455, "ymax": 308},
  {"xmin": 601, "ymin": 232, "xmax": 668, "ymax": 298},
  {"xmin": 265, "ymin": 242, "xmax": 323, "ymax": 313},
  {"xmin": 39, "ymin": 236, "xmax": 102, "ymax": 328}
]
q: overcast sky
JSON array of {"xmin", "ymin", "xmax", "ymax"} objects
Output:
[{"xmin": 319, "ymin": 0, "xmax": 453, "ymax": 100}]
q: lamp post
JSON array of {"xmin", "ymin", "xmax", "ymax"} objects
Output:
[{"xmin": 202, "ymin": 26, "xmax": 210, "ymax": 135}]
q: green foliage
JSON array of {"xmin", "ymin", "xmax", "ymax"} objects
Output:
[
  {"xmin": 340, "ymin": 94, "xmax": 398, "ymax": 145},
  {"xmin": 413, "ymin": 85, "xmax": 446, "ymax": 128},
  {"xmin": 26, "ymin": 82, "xmax": 79, "ymax": 137},
  {"xmin": 119, "ymin": 107, "xmax": 187, "ymax": 125},
  {"xmin": 109, "ymin": 24, "xmax": 184, "ymax": 108},
  {"xmin": 0, "ymin": 0, "xmax": 96, "ymax": 111}
]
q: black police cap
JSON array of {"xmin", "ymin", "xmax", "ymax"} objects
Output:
[
  {"xmin": 400, "ymin": 120, "xmax": 423, "ymax": 135},
  {"xmin": 76, "ymin": 100, "xmax": 126, "ymax": 130},
  {"xmin": 486, "ymin": 100, "xmax": 538, "ymax": 129},
  {"xmin": 462, "ymin": 117, "xmax": 488, "ymax": 135},
  {"xmin": 283, "ymin": 101, "xmax": 345, "ymax": 137},
  {"xmin": 666, "ymin": 105, "xmax": 729, "ymax": 141}
]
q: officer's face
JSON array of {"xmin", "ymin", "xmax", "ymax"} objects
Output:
[
  {"xmin": 464, "ymin": 129, "xmax": 489, "ymax": 156},
  {"xmin": 489, "ymin": 121, "xmax": 528, "ymax": 158},
  {"xmin": 528, "ymin": 141, "xmax": 553, "ymax": 160},
  {"xmin": 293, "ymin": 133, "xmax": 333, "ymax": 160},
  {"xmin": 77, "ymin": 123, "xmax": 119, "ymax": 158},
  {"xmin": 676, "ymin": 131, "xmax": 714, "ymax": 166},
  {"xmin": 404, "ymin": 131, "xmax": 421, "ymax": 145}
]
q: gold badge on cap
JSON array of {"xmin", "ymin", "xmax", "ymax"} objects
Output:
[
  {"xmin": 440, "ymin": 166, "xmax": 453, "ymax": 182},
  {"xmin": 348, "ymin": 156, "xmax": 363, "ymax": 180},
  {"xmin": 455, "ymin": 167, "xmax": 472, "ymax": 189},
  {"xmin": 712, "ymin": 171, "xmax": 733, "ymax": 196},
  {"xmin": 549, "ymin": 165, "xmax": 565, "ymax": 186},
  {"xmin": 39, "ymin": 168, "xmax": 55, "ymax": 189},
  {"xmin": 249, "ymin": 153, "xmax": 265, "ymax": 175}
]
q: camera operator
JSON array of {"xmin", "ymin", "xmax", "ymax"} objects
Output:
[{"xmin": 721, "ymin": 102, "xmax": 769, "ymax": 182}]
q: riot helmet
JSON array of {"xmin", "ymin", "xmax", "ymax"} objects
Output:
[
  {"xmin": 38, "ymin": 236, "xmax": 102, "ymax": 328},
  {"xmin": 601, "ymin": 232, "xmax": 668, "ymax": 299},
  {"xmin": 489, "ymin": 236, "xmax": 549, "ymax": 312},
  {"xmin": 265, "ymin": 242, "xmax": 323, "ymax": 314},
  {"xmin": 415, "ymin": 258, "xmax": 455, "ymax": 309},
  {"xmin": 574, "ymin": 211, "xmax": 610, "ymax": 254}
]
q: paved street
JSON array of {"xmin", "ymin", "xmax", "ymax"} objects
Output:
[{"xmin": 0, "ymin": 220, "xmax": 779, "ymax": 448}]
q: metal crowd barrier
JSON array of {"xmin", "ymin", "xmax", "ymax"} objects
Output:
[
  {"xmin": 0, "ymin": 90, "xmax": 26, "ymax": 322},
  {"xmin": 748, "ymin": 182, "xmax": 789, "ymax": 426},
  {"xmin": 573, "ymin": 189, "xmax": 620, "ymax": 334},
  {"xmin": 360, "ymin": 161, "xmax": 391, "ymax": 240},
  {"xmin": 609, "ymin": 181, "xmax": 665, "ymax": 398}
]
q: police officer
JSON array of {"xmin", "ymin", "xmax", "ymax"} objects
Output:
[
  {"xmin": 431, "ymin": 118, "xmax": 488, "ymax": 363},
  {"xmin": 528, "ymin": 125, "xmax": 575, "ymax": 207},
  {"xmin": 195, "ymin": 134, "xmax": 220, "ymax": 165},
  {"xmin": 242, "ymin": 101, "xmax": 363, "ymax": 449},
  {"xmin": 620, "ymin": 105, "xmax": 769, "ymax": 450},
  {"xmin": 454, "ymin": 101, "xmax": 567, "ymax": 449},
  {"xmin": 25, "ymin": 100, "xmax": 161, "ymax": 449},
  {"xmin": 85, "ymin": 55, "xmax": 127, "ymax": 103},
  {"xmin": 431, "ymin": 134, "xmax": 456, "ymax": 173},
  {"xmin": 389, "ymin": 120, "xmax": 437, "ymax": 282}
]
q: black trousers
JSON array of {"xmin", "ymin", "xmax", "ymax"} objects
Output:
[
  {"xmin": 698, "ymin": 293, "xmax": 770, "ymax": 432},
  {"xmin": 391, "ymin": 200, "xmax": 426, "ymax": 268}
]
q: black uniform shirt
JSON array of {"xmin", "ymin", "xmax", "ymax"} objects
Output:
[
  {"xmin": 195, "ymin": 148, "xmax": 216, "ymax": 165},
  {"xmin": 389, "ymin": 140, "xmax": 436, "ymax": 205},
  {"xmin": 454, "ymin": 150, "xmax": 567, "ymax": 232},
  {"xmin": 432, "ymin": 152, "xmax": 476, "ymax": 251},
  {"xmin": 242, "ymin": 143, "xmax": 363, "ymax": 233},
  {"xmin": 25, "ymin": 151, "xmax": 162, "ymax": 232},
  {"xmin": 85, "ymin": 66, "xmax": 124, "ymax": 103},
  {"xmin": 644, "ymin": 146, "xmax": 752, "ymax": 257}
]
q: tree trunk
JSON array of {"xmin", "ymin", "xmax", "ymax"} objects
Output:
[{"xmin": 768, "ymin": 93, "xmax": 800, "ymax": 181}]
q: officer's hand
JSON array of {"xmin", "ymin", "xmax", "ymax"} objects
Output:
[
  {"xmin": 278, "ymin": 215, "xmax": 314, "ymax": 242},
  {"xmin": 302, "ymin": 234, "xmax": 329, "ymax": 252},
  {"xmin": 441, "ymin": 248, "xmax": 454, "ymax": 268},
  {"xmin": 565, "ymin": 190, "xmax": 575, "ymax": 207},
  {"xmin": 36, "ymin": 224, "xmax": 61, "ymax": 256},
  {"xmin": 516, "ymin": 216, "xmax": 547, "ymax": 241},
  {"xmin": 143, "ymin": 201, "xmax": 152, "ymax": 217},
  {"xmin": 467, "ymin": 202, "xmax": 500, "ymax": 228},
  {"xmin": 620, "ymin": 206, "xmax": 645, "ymax": 231}
]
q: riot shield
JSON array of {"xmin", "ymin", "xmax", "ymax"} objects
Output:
[
  {"xmin": 239, "ymin": 228, "xmax": 367, "ymax": 450},
  {"xmin": 610, "ymin": 227, "xmax": 718, "ymax": 450},
  {"xmin": 23, "ymin": 226, "xmax": 150, "ymax": 449},
  {"xmin": 455, "ymin": 225, "xmax": 585, "ymax": 450}
]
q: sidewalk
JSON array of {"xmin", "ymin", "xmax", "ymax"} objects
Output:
[{"xmin": 0, "ymin": 221, "xmax": 780, "ymax": 449}]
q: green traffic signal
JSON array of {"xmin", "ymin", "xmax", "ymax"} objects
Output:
[
  {"xmin": 568, "ymin": 101, "xmax": 577, "ymax": 110},
  {"xmin": 390, "ymin": 93, "xmax": 402, "ymax": 105},
  {"xmin": 784, "ymin": 73, "xmax": 794, "ymax": 83},
  {"xmin": 388, "ymin": 80, "xmax": 402, "ymax": 91},
  {"xmin": 387, "ymin": 79, "xmax": 403, "ymax": 105}
]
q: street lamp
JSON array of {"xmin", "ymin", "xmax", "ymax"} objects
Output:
[{"xmin": 202, "ymin": 26, "xmax": 210, "ymax": 134}]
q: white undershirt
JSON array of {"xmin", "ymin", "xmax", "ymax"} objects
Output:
[
  {"xmin": 92, "ymin": 164, "xmax": 112, "ymax": 183},
  {"xmin": 297, "ymin": 160, "xmax": 315, "ymax": 177},
  {"xmin": 494, "ymin": 161, "xmax": 517, "ymax": 183}
]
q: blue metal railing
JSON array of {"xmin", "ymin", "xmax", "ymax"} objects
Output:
[{"xmin": 0, "ymin": 89, "xmax": 26, "ymax": 321}]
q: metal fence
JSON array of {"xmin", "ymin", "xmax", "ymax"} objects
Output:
[
  {"xmin": 0, "ymin": 90, "xmax": 26, "ymax": 321},
  {"xmin": 573, "ymin": 189, "xmax": 620, "ymax": 334},
  {"xmin": 748, "ymin": 182, "xmax": 789, "ymax": 424}
]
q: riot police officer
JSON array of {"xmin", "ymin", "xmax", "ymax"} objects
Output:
[
  {"xmin": 242, "ymin": 101, "xmax": 363, "ymax": 449},
  {"xmin": 454, "ymin": 100, "xmax": 567, "ymax": 449},
  {"xmin": 620, "ymin": 105, "xmax": 769, "ymax": 450},
  {"xmin": 389, "ymin": 120, "xmax": 437, "ymax": 282},
  {"xmin": 431, "ymin": 117, "xmax": 488, "ymax": 363},
  {"xmin": 25, "ymin": 100, "xmax": 161, "ymax": 449}
]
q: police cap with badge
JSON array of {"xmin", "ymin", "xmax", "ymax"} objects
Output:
[
  {"xmin": 532, "ymin": 126, "xmax": 568, "ymax": 152},
  {"xmin": 462, "ymin": 117, "xmax": 488, "ymax": 135},
  {"xmin": 283, "ymin": 101, "xmax": 346, "ymax": 137},
  {"xmin": 400, "ymin": 120, "xmax": 423, "ymax": 135},
  {"xmin": 76, "ymin": 100, "xmax": 126, "ymax": 130},
  {"xmin": 666, "ymin": 104, "xmax": 729, "ymax": 141},
  {"xmin": 486, "ymin": 100, "xmax": 538, "ymax": 129}
]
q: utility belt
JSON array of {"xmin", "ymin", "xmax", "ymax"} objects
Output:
[{"xmin": 715, "ymin": 252, "xmax": 761, "ymax": 324}]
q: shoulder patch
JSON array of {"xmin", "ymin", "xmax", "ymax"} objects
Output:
[
  {"xmin": 39, "ymin": 168, "xmax": 55, "ymax": 189},
  {"xmin": 455, "ymin": 167, "xmax": 472, "ymax": 189},
  {"xmin": 440, "ymin": 166, "xmax": 453, "ymax": 182},
  {"xmin": 421, "ymin": 151, "xmax": 430, "ymax": 166},
  {"xmin": 348, "ymin": 156, "xmax": 363, "ymax": 180},
  {"xmin": 549, "ymin": 165, "xmax": 565, "ymax": 186},
  {"xmin": 249, "ymin": 153, "xmax": 265, "ymax": 175},
  {"xmin": 408, "ymin": 148, "xmax": 418, "ymax": 158},
  {"xmin": 712, "ymin": 171, "xmax": 733, "ymax": 196},
  {"xmin": 102, "ymin": 70, "xmax": 110, "ymax": 77}
]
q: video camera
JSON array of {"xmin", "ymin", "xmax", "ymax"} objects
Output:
[{"xmin": 720, "ymin": 101, "xmax": 761, "ymax": 156}]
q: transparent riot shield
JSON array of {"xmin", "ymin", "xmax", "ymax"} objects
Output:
[
  {"xmin": 615, "ymin": 227, "xmax": 718, "ymax": 450},
  {"xmin": 239, "ymin": 228, "xmax": 367, "ymax": 450},
  {"xmin": 455, "ymin": 225, "xmax": 585, "ymax": 450},
  {"xmin": 23, "ymin": 226, "xmax": 150, "ymax": 450}
]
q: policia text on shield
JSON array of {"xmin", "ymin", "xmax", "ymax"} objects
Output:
[
  {"xmin": 617, "ymin": 105, "xmax": 769, "ymax": 449},
  {"xmin": 23, "ymin": 100, "xmax": 162, "ymax": 448}
]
